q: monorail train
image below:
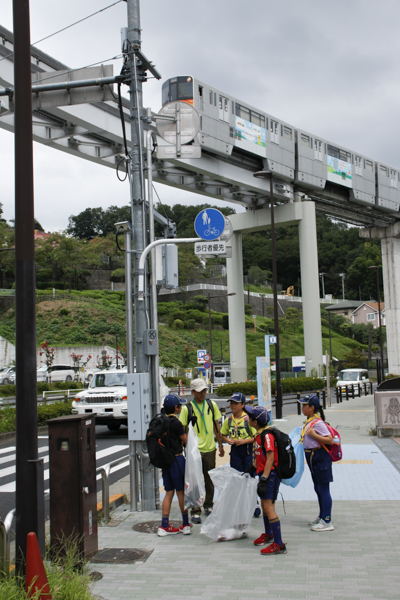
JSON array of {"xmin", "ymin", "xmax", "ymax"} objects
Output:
[{"xmin": 161, "ymin": 76, "xmax": 400, "ymax": 214}]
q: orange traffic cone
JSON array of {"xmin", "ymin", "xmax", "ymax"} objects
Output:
[{"xmin": 25, "ymin": 532, "xmax": 52, "ymax": 599}]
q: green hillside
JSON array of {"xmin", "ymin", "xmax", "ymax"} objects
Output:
[{"xmin": 0, "ymin": 290, "xmax": 367, "ymax": 376}]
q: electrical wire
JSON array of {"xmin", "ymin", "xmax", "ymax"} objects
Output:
[
  {"xmin": 0, "ymin": 1, "xmax": 124, "ymax": 62},
  {"xmin": 26, "ymin": 54, "xmax": 124, "ymax": 85}
]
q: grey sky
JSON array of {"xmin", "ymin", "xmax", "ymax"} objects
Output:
[{"xmin": 1, "ymin": 0, "xmax": 400, "ymax": 231}]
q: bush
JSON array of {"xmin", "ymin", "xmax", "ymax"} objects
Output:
[
  {"xmin": 174, "ymin": 319, "xmax": 184, "ymax": 329},
  {"xmin": 244, "ymin": 303, "xmax": 252, "ymax": 316},
  {"xmin": 0, "ymin": 401, "xmax": 73, "ymax": 433},
  {"xmin": 186, "ymin": 319, "xmax": 195, "ymax": 330},
  {"xmin": 165, "ymin": 377, "xmax": 191, "ymax": 386},
  {"xmin": 216, "ymin": 381, "xmax": 257, "ymax": 396},
  {"xmin": 215, "ymin": 377, "xmax": 326, "ymax": 397},
  {"xmin": 59, "ymin": 307, "xmax": 70, "ymax": 316}
]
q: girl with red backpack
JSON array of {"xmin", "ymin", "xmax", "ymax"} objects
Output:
[{"xmin": 299, "ymin": 394, "xmax": 334, "ymax": 532}]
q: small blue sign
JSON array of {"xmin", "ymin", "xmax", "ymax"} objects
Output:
[{"xmin": 194, "ymin": 208, "xmax": 226, "ymax": 241}]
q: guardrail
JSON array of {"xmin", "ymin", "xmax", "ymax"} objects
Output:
[
  {"xmin": 335, "ymin": 382, "xmax": 374, "ymax": 403},
  {"xmin": 96, "ymin": 454, "xmax": 129, "ymax": 524},
  {"xmin": 0, "ymin": 509, "xmax": 15, "ymax": 578},
  {"xmin": 42, "ymin": 389, "xmax": 84, "ymax": 402}
]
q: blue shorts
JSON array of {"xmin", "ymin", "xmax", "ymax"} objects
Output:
[
  {"xmin": 162, "ymin": 455, "xmax": 185, "ymax": 492},
  {"xmin": 230, "ymin": 445, "xmax": 253, "ymax": 473},
  {"xmin": 305, "ymin": 447, "xmax": 333, "ymax": 485},
  {"xmin": 257, "ymin": 469, "xmax": 280, "ymax": 501}
]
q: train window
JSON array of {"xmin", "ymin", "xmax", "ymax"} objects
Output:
[
  {"xmin": 232, "ymin": 101, "xmax": 234, "ymax": 114},
  {"xmin": 327, "ymin": 144, "xmax": 351, "ymax": 163},
  {"xmin": 390, "ymin": 169, "xmax": 397, "ymax": 188},
  {"xmin": 283, "ymin": 126, "xmax": 292, "ymax": 140},
  {"xmin": 235, "ymin": 103, "xmax": 265, "ymax": 128},
  {"xmin": 301, "ymin": 134, "xmax": 310, "ymax": 147},
  {"xmin": 365, "ymin": 160, "xmax": 373, "ymax": 172},
  {"xmin": 219, "ymin": 95, "xmax": 223, "ymax": 110},
  {"xmin": 200, "ymin": 116, "xmax": 202, "ymax": 131},
  {"xmin": 380, "ymin": 165, "xmax": 388, "ymax": 176},
  {"xmin": 214, "ymin": 92, "xmax": 217, "ymax": 106},
  {"xmin": 199, "ymin": 86, "xmax": 203, "ymax": 97},
  {"xmin": 162, "ymin": 77, "xmax": 193, "ymax": 105},
  {"xmin": 209, "ymin": 90, "xmax": 213, "ymax": 104},
  {"xmin": 354, "ymin": 156, "xmax": 363, "ymax": 176}
]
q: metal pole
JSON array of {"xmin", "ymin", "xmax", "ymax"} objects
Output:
[
  {"xmin": 13, "ymin": 0, "xmax": 41, "ymax": 572},
  {"xmin": 126, "ymin": 0, "xmax": 154, "ymax": 511},
  {"xmin": 376, "ymin": 268, "xmax": 385, "ymax": 383},
  {"xmin": 328, "ymin": 311, "xmax": 333, "ymax": 365},
  {"xmin": 208, "ymin": 293, "xmax": 214, "ymax": 384}
]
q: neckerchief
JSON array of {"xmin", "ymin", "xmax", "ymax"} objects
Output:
[
  {"xmin": 192, "ymin": 399, "xmax": 209, "ymax": 435},
  {"xmin": 300, "ymin": 416, "xmax": 320, "ymax": 444},
  {"xmin": 229, "ymin": 412, "xmax": 248, "ymax": 438}
]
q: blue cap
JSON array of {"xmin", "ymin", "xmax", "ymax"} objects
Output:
[
  {"xmin": 298, "ymin": 393, "xmax": 320, "ymax": 409},
  {"xmin": 163, "ymin": 394, "xmax": 185, "ymax": 408},
  {"xmin": 229, "ymin": 392, "xmax": 246, "ymax": 404},
  {"xmin": 244, "ymin": 404, "xmax": 268, "ymax": 426}
]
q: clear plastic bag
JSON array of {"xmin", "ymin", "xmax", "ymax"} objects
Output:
[
  {"xmin": 281, "ymin": 426, "xmax": 305, "ymax": 488},
  {"xmin": 184, "ymin": 423, "xmax": 206, "ymax": 509},
  {"xmin": 200, "ymin": 464, "xmax": 257, "ymax": 542}
]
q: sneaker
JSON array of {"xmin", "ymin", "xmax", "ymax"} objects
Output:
[
  {"xmin": 157, "ymin": 524, "xmax": 180, "ymax": 537},
  {"xmin": 179, "ymin": 525, "xmax": 191, "ymax": 535},
  {"xmin": 191, "ymin": 515, "xmax": 202, "ymax": 524},
  {"xmin": 260, "ymin": 542, "xmax": 287, "ymax": 555},
  {"xmin": 309, "ymin": 516, "xmax": 321, "ymax": 526},
  {"xmin": 204, "ymin": 508, "xmax": 212, "ymax": 516},
  {"xmin": 253, "ymin": 532, "xmax": 274, "ymax": 546},
  {"xmin": 253, "ymin": 507, "xmax": 261, "ymax": 518},
  {"xmin": 310, "ymin": 519, "xmax": 334, "ymax": 532}
]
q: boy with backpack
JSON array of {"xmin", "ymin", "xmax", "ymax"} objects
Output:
[
  {"xmin": 157, "ymin": 394, "xmax": 190, "ymax": 537},
  {"xmin": 244, "ymin": 404, "xmax": 287, "ymax": 555}
]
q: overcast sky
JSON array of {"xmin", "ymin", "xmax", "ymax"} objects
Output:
[{"xmin": 1, "ymin": 0, "xmax": 400, "ymax": 231}]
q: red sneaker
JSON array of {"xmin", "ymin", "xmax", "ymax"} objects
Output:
[
  {"xmin": 157, "ymin": 524, "xmax": 180, "ymax": 537},
  {"xmin": 260, "ymin": 542, "xmax": 287, "ymax": 555},
  {"xmin": 179, "ymin": 525, "xmax": 191, "ymax": 535},
  {"xmin": 253, "ymin": 533, "xmax": 274, "ymax": 546}
]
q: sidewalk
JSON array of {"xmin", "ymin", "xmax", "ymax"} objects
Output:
[{"xmin": 91, "ymin": 395, "xmax": 400, "ymax": 600}]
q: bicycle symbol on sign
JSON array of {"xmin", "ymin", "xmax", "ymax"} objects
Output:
[{"xmin": 204, "ymin": 227, "xmax": 220, "ymax": 237}]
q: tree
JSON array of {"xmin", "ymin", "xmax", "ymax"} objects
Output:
[{"xmin": 247, "ymin": 265, "xmax": 271, "ymax": 285}]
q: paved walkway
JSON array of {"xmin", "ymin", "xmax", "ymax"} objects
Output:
[{"xmin": 91, "ymin": 395, "xmax": 400, "ymax": 600}]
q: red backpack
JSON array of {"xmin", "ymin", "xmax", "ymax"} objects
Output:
[{"xmin": 308, "ymin": 419, "xmax": 342, "ymax": 462}]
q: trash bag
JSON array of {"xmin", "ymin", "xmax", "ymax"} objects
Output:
[
  {"xmin": 184, "ymin": 423, "xmax": 206, "ymax": 509},
  {"xmin": 281, "ymin": 426, "xmax": 305, "ymax": 488},
  {"xmin": 200, "ymin": 464, "xmax": 257, "ymax": 542}
]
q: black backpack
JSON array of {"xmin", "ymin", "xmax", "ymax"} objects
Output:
[
  {"xmin": 146, "ymin": 414, "xmax": 175, "ymax": 469},
  {"xmin": 260, "ymin": 427, "xmax": 296, "ymax": 480}
]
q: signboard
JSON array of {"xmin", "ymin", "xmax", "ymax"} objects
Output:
[
  {"xmin": 194, "ymin": 241, "xmax": 226, "ymax": 256},
  {"xmin": 327, "ymin": 155, "xmax": 352, "ymax": 188},
  {"xmin": 235, "ymin": 116, "xmax": 266, "ymax": 148},
  {"xmin": 204, "ymin": 361, "xmax": 211, "ymax": 369},
  {"xmin": 292, "ymin": 356, "xmax": 306, "ymax": 372},
  {"xmin": 197, "ymin": 349, "xmax": 207, "ymax": 364},
  {"xmin": 194, "ymin": 208, "xmax": 226, "ymax": 241},
  {"xmin": 203, "ymin": 354, "xmax": 211, "ymax": 362},
  {"xmin": 269, "ymin": 336, "xmax": 277, "ymax": 344}
]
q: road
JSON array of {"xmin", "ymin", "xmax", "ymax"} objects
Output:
[{"xmin": 0, "ymin": 425, "xmax": 130, "ymax": 521}]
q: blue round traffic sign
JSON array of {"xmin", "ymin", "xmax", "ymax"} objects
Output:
[
  {"xmin": 204, "ymin": 361, "xmax": 211, "ymax": 369},
  {"xmin": 194, "ymin": 208, "xmax": 226, "ymax": 241}
]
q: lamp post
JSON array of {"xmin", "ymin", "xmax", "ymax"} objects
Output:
[
  {"xmin": 339, "ymin": 272, "xmax": 346, "ymax": 300},
  {"xmin": 208, "ymin": 292, "xmax": 236, "ymax": 384},
  {"xmin": 368, "ymin": 265, "xmax": 385, "ymax": 383},
  {"xmin": 319, "ymin": 272, "xmax": 325, "ymax": 299},
  {"xmin": 253, "ymin": 170, "xmax": 283, "ymax": 419}
]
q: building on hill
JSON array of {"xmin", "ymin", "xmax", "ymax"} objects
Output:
[
  {"xmin": 351, "ymin": 302, "xmax": 385, "ymax": 328},
  {"xmin": 324, "ymin": 300, "xmax": 364, "ymax": 321}
]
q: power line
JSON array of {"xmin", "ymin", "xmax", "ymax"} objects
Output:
[{"xmin": 0, "ymin": 0, "xmax": 124, "ymax": 62}]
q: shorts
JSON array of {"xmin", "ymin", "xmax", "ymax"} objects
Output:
[
  {"xmin": 257, "ymin": 469, "xmax": 280, "ymax": 501},
  {"xmin": 305, "ymin": 446, "xmax": 333, "ymax": 485},
  {"xmin": 230, "ymin": 445, "xmax": 253, "ymax": 473},
  {"xmin": 162, "ymin": 454, "xmax": 185, "ymax": 492}
]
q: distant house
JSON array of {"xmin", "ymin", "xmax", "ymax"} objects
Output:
[
  {"xmin": 325, "ymin": 300, "xmax": 364, "ymax": 321},
  {"xmin": 351, "ymin": 302, "xmax": 386, "ymax": 328}
]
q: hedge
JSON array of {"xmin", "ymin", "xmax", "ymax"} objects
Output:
[
  {"xmin": 0, "ymin": 400, "xmax": 73, "ymax": 434},
  {"xmin": 0, "ymin": 381, "xmax": 82, "ymax": 398},
  {"xmin": 216, "ymin": 377, "xmax": 326, "ymax": 397}
]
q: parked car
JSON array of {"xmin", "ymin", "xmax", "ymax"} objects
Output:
[
  {"xmin": 37, "ymin": 364, "xmax": 76, "ymax": 383},
  {"xmin": 0, "ymin": 366, "xmax": 15, "ymax": 385},
  {"xmin": 336, "ymin": 368, "xmax": 369, "ymax": 392},
  {"xmin": 72, "ymin": 367, "xmax": 170, "ymax": 430}
]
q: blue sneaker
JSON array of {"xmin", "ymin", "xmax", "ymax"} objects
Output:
[
  {"xmin": 191, "ymin": 515, "xmax": 202, "ymax": 524},
  {"xmin": 254, "ymin": 507, "xmax": 261, "ymax": 518}
]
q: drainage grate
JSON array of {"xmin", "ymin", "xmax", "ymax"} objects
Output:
[
  {"xmin": 336, "ymin": 425, "xmax": 360, "ymax": 430},
  {"xmin": 132, "ymin": 520, "xmax": 186, "ymax": 534},
  {"xmin": 89, "ymin": 571, "xmax": 103, "ymax": 582},
  {"xmin": 91, "ymin": 548, "xmax": 153, "ymax": 564}
]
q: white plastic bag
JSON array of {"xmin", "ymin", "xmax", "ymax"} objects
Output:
[
  {"xmin": 184, "ymin": 423, "xmax": 205, "ymax": 509},
  {"xmin": 281, "ymin": 426, "xmax": 305, "ymax": 488},
  {"xmin": 200, "ymin": 464, "xmax": 257, "ymax": 542}
]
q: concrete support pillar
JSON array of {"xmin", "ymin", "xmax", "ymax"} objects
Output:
[
  {"xmin": 227, "ymin": 232, "xmax": 247, "ymax": 382},
  {"xmin": 381, "ymin": 235, "xmax": 398, "ymax": 373},
  {"xmin": 298, "ymin": 202, "xmax": 323, "ymax": 376}
]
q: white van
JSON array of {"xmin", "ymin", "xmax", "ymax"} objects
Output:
[
  {"xmin": 214, "ymin": 368, "xmax": 231, "ymax": 385},
  {"xmin": 336, "ymin": 368, "xmax": 369, "ymax": 391},
  {"xmin": 71, "ymin": 367, "xmax": 170, "ymax": 431}
]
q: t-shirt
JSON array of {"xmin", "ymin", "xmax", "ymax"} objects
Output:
[
  {"xmin": 254, "ymin": 430, "xmax": 278, "ymax": 475},
  {"xmin": 167, "ymin": 415, "xmax": 185, "ymax": 455},
  {"xmin": 303, "ymin": 418, "xmax": 331, "ymax": 450},
  {"xmin": 221, "ymin": 412, "xmax": 257, "ymax": 440},
  {"xmin": 180, "ymin": 399, "xmax": 221, "ymax": 453}
]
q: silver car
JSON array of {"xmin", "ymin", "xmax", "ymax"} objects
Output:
[{"xmin": 0, "ymin": 367, "xmax": 15, "ymax": 385}]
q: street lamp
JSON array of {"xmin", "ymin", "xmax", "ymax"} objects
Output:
[
  {"xmin": 368, "ymin": 265, "xmax": 385, "ymax": 383},
  {"xmin": 339, "ymin": 273, "xmax": 346, "ymax": 300},
  {"xmin": 208, "ymin": 292, "xmax": 236, "ymax": 384},
  {"xmin": 253, "ymin": 170, "xmax": 283, "ymax": 420}
]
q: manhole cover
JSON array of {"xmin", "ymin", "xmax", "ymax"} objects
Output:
[
  {"xmin": 132, "ymin": 520, "xmax": 190, "ymax": 534},
  {"xmin": 89, "ymin": 571, "xmax": 103, "ymax": 582},
  {"xmin": 91, "ymin": 548, "xmax": 153, "ymax": 564}
]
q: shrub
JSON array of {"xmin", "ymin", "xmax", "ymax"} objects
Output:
[
  {"xmin": 59, "ymin": 307, "xmax": 70, "ymax": 316},
  {"xmin": 186, "ymin": 319, "xmax": 195, "ymax": 330},
  {"xmin": 244, "ymin": 303, "xmax": 252, "ymax": 316},
  {"xmin": 174, "ymin": 319, "xmax": 184, "ymax": 329},
  {"xmin": 215, "ymin": 377, "xmax": 326, "ymax": 397}
]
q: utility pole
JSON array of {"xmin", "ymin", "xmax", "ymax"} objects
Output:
[{"xmin": 125, "ymin": 0, "xmax": 153, "ymax": 510}]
